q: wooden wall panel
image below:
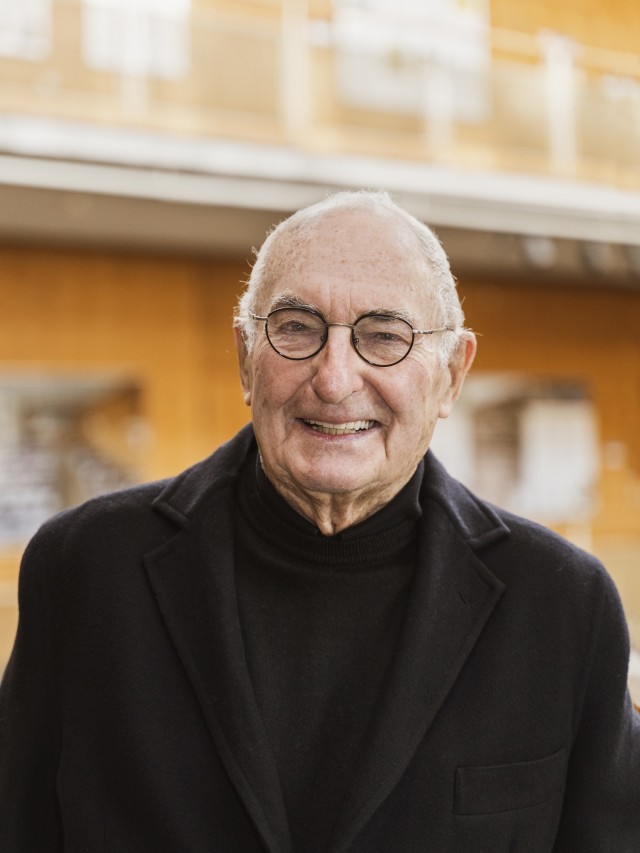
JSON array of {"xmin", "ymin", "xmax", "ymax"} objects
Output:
[
  {"xmin": 460, "ymin": 276, "xmax": 640, "ymax": 475},
  {"xmin": 0, "ymin": 245, "xmax": 250, "ymax": 481}
]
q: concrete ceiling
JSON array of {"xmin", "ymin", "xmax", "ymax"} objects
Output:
[{"xmin": 1, "ymin": 116, "xmax": 640, "ymax": 286}]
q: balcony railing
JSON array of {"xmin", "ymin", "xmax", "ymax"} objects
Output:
[{"xmin": 0, "ymin": 0, "xmax": 639, "ymax": 190}]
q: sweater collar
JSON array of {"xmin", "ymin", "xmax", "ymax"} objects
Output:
[
  {"xmin": 233, "ymin": 450, "xmax": 422, "ymax": 566},
  {"xmin": 253, "ymin": 450, "xmax": 423, "ymax": 541}
]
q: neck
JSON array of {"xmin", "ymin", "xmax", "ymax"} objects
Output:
[{"xmin": 261, "ymin": 468, "xmax": 414, "ymax": 537}]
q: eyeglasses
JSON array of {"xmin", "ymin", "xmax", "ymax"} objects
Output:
[{"xmin": 251, "ymin": 307, "xmax": 454, "ymax": 367}]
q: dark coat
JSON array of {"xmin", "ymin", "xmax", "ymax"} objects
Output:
[{"xmin": 1, "ymin": 424, "xmax": 639, "ymax": 852}]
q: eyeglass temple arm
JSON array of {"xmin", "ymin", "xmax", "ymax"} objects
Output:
[{"xmin": 412, "ymin": 326, "xmax": 455, "ymax": 336}]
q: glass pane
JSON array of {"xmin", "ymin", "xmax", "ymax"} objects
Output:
[
  {"xmin": 355, "ymin": 316, "xmax": 412, "ymax": 362},
  {"xmin": 267, "ymin": 309, "xmax": 326, "ymax": 356}
]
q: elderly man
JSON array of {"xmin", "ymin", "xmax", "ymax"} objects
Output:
[{"xmin": 1, "ymin": 191, "xmax": 639, "ymax": 852}]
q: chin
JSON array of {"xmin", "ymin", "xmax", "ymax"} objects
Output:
[{"xmin": 294, "ymin": 465, "xmax": 374, "ymax": 496}]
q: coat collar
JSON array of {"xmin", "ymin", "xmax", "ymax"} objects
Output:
[
  {"xmin": 145, "ymin": 424, "xmax": 508, "ymax": 853},
  {"xmin": 150, "ymin": 422, "xmax": 256, "ymax": 525},
  {"xmin": 151, "ymin": 423, "xmax": 510, "ymax": 553}
]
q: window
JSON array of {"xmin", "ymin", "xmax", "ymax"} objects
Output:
[
  {"xmin": 0, "ymin": 0, "xmax": 51, "ymax": 61},
  {"xmin": 333, "ymin": 0, "xmax": 490, "ymax": 122},
  {"xmin": 82, "ymin": 0, "xmax": 190, "ymax": 79},
  {"xmin": 431, "ymin": 375, "xmax": 598, "ymax": 524},
  {"xmin": 0, "ymin": 376, "xmax": 144, "ymax": 547}
]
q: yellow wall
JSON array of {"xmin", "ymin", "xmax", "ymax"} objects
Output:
[
  {"xmin": 462, "ymin": 276, "xmax": 640, "ymax": 502},
  {"xmin": 0, "ymin": 246, "xmax": 250, "ymax": 479},
  {"xmin": 491, "ymin": 0, "xmax": 640, "ymax": 52}
]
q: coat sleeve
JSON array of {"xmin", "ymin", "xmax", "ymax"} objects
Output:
[
  {"xmin": 553, "ymin": 567, "xmax": 640, "ymax": 851},
  {"xmin": 0, "ymin": 525, "xmax": 64, "ymax": 851}
]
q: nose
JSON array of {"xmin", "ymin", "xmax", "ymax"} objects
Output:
[{"xmin": 309, "ymin": 324, "xmax": 365, "ymax": 403}]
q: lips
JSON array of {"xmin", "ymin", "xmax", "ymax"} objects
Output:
[{"xmin": 303, "ymin": 419, "xmax": 376, "ymax": 435}]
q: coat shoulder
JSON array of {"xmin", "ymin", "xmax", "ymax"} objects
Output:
[
  {"xmin": 486, "ymin": 501, "xmax": 607, "ymax": 585},
  {"xmin": 20, "ymin": 424, "xmax": 255, "ymax": 586},
  {"xmin": 425, "ymin": 451, "xmax": 606, "ymax": 589},
  {"xmin": 425, "ymin": 451, "xmax": 618, "ymax": 620},
  {"xmin": 29, "ymin": 423, "xmax": 255, "ymax": 547},
  {"xmin": 469, "ymin": 498, "xmax": 627, "ymax": 655}
]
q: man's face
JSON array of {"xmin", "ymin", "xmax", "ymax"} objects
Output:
[{"xmin": 236, "ymin": 208, "xmax": 475, "ymax": 514}]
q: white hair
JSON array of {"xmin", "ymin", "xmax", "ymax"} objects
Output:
[{"xmin": 235, "ymin": 190, "xmax": 466, "ymax": 366}]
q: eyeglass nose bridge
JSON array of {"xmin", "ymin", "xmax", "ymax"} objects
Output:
[{"xmin": 317, "ymin": 320, "xmax": 362, "ymax": 360}]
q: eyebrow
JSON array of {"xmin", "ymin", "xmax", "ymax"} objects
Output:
[
  {"xmin": 269, "ymin": 293, "xmax": 316, "ymax": 312},
  {"xmin": 267, "ymin": 293, "xmax": 420, "ymax": 327}
]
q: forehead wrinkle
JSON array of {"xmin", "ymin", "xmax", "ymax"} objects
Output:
[{"xmin": 265, "ymin": 214, "xmax": 437, "ymax": 325}]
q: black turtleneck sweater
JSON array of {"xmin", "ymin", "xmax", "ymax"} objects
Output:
[{"xmin": 234, "ymin": 453, "xmax": 423, "ymax": 853}]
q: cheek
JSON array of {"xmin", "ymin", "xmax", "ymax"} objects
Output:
[
  {"xmin": 382, "ymin": 365, "xmax": 443, "ymax": 425},
  {"xmin": 252, "ymin": 360, "xmax": 304, "ymax": 418}
]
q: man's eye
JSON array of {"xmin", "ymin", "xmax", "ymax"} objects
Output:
[
  {"xmin": 371, "ymin": 331, "xmax": 403, "ymax": 343},
  {"xmin": 279, "ymin": 321, "xmax": 312, "ymax": 334},
  {"xmin": 362, "ymin": 329, "xmax": 410, "ymax": 346}
]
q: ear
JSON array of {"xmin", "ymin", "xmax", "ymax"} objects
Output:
[
  {"xmin": 438, "ymin": 332, "xmax": 477, "ymax": 419},
  {"xmin": 233, "ymin": 325, "xmax": 253, "ymax": 407}
]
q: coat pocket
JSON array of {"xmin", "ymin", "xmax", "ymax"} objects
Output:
[{"xmin": 454, "ymin": 747, "xmax": 567, "ymax": 815}]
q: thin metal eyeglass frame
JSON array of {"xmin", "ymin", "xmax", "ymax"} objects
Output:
[{"xmin": 250, "ymin": 307, "xmax": 454, "ymax": 367}]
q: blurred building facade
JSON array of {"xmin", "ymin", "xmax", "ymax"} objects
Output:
[{"xmin": 1, "ymin": 0, "xmax": 640, "ymax": 670}]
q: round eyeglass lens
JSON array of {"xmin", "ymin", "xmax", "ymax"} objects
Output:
[
  {"xmin": 265, "ymin": 308, "xmax": 327, "ymax": 359},
  {"xmin": 353, "ymin": 315, "xmax": 414, "ymax": 365}
]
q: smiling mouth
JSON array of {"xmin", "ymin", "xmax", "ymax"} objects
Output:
[{"xmin": 303, "ymin": 419, "xmax": 376, "ymax": 436}]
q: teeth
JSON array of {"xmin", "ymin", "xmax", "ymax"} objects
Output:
[{"xmin": 304, "ymin": 419, "xmax": 375, "ymax": 435}]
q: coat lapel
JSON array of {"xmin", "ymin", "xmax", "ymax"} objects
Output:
[
  {"xmin": 143, "ymin": 428, "xmax": 291, "ymax": 853},
  {"xmin": 329, "ymin": 456, "xmax": 507, "ymax": 852}
]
